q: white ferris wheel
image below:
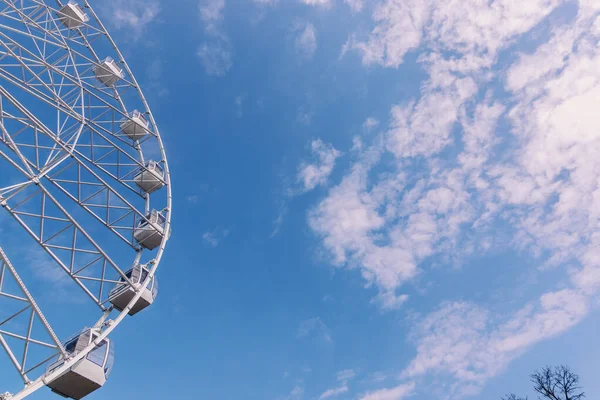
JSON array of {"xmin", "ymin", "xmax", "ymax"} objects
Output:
[{"xmin": 0, "ymin": 1, "xmax": 172, "ymax": 399}]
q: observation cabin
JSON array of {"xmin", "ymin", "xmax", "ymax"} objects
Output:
[
  {"xmin": 94, "ymin": 57, "xmax": 124, "ymax": 87},
  {"xmin": 58, "ymin": 1, "xmax": 89, "ymax": 29},
  {"xmin": 45, "ymin": 329, "xmax": 114, "ymax": 400},
  {"xmin": 109, "ymin": 264, "xmax": 158, "ymax": 316},
  {"xmin": 120, "ymin": 109, "xmax": 150, "ymax": 141},
  {"xmin": 135, "ymin": 160, "xmax": 165, "ymax": 194},
  {"xmin": 134, "ymin": 209, "xmax": 168, "ymax": 250}
]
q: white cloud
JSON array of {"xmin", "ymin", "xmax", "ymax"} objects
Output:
[
  {"xmin": 198, "ymin": 0, "xmax": 233, "ymax": 76},
  {"xmin": 290, "ymin": 386, "xmax": 304, "ymax": 397},
  {"xmin": 310, "ymin": 0, "xmax": 600, "ymax": 395},
  {"xmin": 297, "ymin": 109, "xmax": 314, "ymax": 125},
  {"xmin": 345, "ymin": 0, "xmax": 364, "ymax": 12},
  {"xmin": 197, "ymin": 41, "xmax": 232, "ymax": 76},
  {"xmin": 296, "ymin": 22, "xmax": 318, "ymax": 60},
  {"xmin": 279, "ymin": 385, "xmax": 304, "ymax": 400},
  {"xmin": 297, "ymin": 317, "xmax": 333, "ymax": 342},
  {"xmin": 202, "ymin": 228, "xmax": 231, "ymax": 247},
  {"xmin": 386, "ymin": 76, "xmax": 477, "ymax": 158},
  {"xmin": 352, "ymin": 0, "xmax": 431, "ymax": 68},
  {"xmin": 200, "ymin": 0, "xmax": 225, "ymax": 30},
  {"xmin": 202, "ymin": 232, "xmax": 219, "ymax": 247},
  {"xmin": 301, "ymin": 0, "xmax": 332, "ymax": 7},
  {"xmin": 297, "ymin": 139, "xmax": 341, "ymax": 191},
  {"xmin": 359, "ymin": 382, "xmax": 415, "ymax": 400},
  {"xmin": 309, "ymin": 145, "xmax": 419, "ymax": 308},
  {"xmin": 363, "ymin": 117, "xmax": 379, "ymax": 131},
  {"xmin": 319, "ymin": 385, "xmax": 348, "ymax": 399},
  {"xmin": 314, "ymin": 0, "xmax": 598, "ymax": 310},
  {"xmin": 101, "ymin": 0, "xmax": 160, "ymax": 38},
  {"xmin": 351, "ymin": 0, "xmax": 565, "ymax": 70},
  {"xmin": 318, "ymin": 369, "xmax": 355, "ymax": 400},
  {"xmin": 403, "ymin": 290, "xmax": 589, "ymax": 396},
  {"xmin": 336, "ymin": 369, "xmax": 356, "ymax": 381},
  {"xmin": 235, "ymin": 93, "xmax": 247, "ymax": 117}
]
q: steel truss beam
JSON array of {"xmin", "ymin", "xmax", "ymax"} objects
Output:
[{"xmin": 0, "ymin": 247, "xmax": 65, "ymax": 383}]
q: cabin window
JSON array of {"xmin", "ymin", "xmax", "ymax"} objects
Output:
[
  {"xmin": 104, "ymin": 342, "xmax": 115, "ymax": 377},
  {"xmin": 87, "ymin": 340, "xmax": 108, "ymax": 367},
  {"xmin": 64, "ymin": 338, "xmax": 78, "ymax": 354}
]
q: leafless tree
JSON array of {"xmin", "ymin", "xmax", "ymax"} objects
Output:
[
  {"xmin": 531, "ymin": 365, "xmax": 585, "ymax": 400},
  {"xmin": 503, "ymin": 365, "xmax": 584, "ymax": 400},
  {"xmin": 502, "ymin": 394, "xmax": 527, "ymax": 400}
]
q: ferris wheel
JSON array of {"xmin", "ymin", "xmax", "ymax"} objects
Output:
[{"xmin": 0, "ymin": 1, "xmax": 172, "ymax": 399}]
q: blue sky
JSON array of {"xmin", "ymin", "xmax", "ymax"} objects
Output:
[{"xmin": 2, "ymin": 0, "xmax": 600, "ymax": 399}]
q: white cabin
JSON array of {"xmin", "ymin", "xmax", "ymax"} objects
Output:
[
  {"xmin": 134, "ymin": 210, "xmax": 167, "ymax": 250},
  {"xmin": 120, "ymin": 110, "xmax": 150, "ymax": 141},
  {"xmin": 134, "ymin": 160, "xmax": 165, "ymax": 194},
  {"xmin": 58, "ymin": 2, "xmax": 89, "ymax": 29},
  {"xmin": 93, "ymin": 57, "xmax": 124, "ymax": 87},
  {"xmin": 46, "ymin": 329, "xmax": 114, "ymax": 400},
  {"xmin": 109, "ymin": 264, "xmax": 158, "ymax": 316}
]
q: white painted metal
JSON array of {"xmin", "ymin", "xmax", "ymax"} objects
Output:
[
  {"xmin": 46, "ymin": 329, "xmax": 112, "ymax": 399},
  {"xmin": 0, "ymin": 248, "xmax": 67, "ymax": 384},
  {"xmin": 109, "ymin": 264, "xmax": 157, "ymax": 316},
  {"xmin": 57, "ymin": 1, "xmax": 89, "ymax": 29},
  {"xmin": 93, "ymin": 57, "xmax": 124, "ymax": 87},
  {"xmin": 134, "ymin": 160, "xmax": 165, "ymax": 194},
  {"xmin": 134, "ymin": 209, "xmax": 168, "ymax": 250},
  {"xmin": 0, "ymin": 0, "xmax": 172, "ymax": 398},
  {"xmin": 120, "ymin": 110, "xmax": 150, "ymax": 141}
]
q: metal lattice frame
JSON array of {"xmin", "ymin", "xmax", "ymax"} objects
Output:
[
  {"xmin": 0, "ymin": 247, "xmax": 66, "ymax": 383},
  {"xmin": 0, "ymin": 1, "xmax": 172, "ymax": 398}
]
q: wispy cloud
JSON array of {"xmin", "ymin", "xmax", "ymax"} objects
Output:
[
  {"xmin": 362, "ymin": 117, "xmax": 379, "ymax": 131},
  {"xmin": 197, "ymin": 40, "xmax": 232, "ymax": 77},
  {"xmin": 403, "ymin": 290, "xmax": 588, "ymax": 396},
  {"xmin": 100, "ymin": 0, "xmax": 161, "ymax": 39},
  {"xmin": 359, "ymin": 382, "xmax": 415, "ymax": 400},
  {"xmin": 318, "ymin": 368, "xmax": 357, "ymax": 399},
  {"xmin": 297, "ymin": 139, "xmax": 341, "ymax": 192},
  {"xmin": 198, "ymin": 0, "xmax": 233, "ymax": 76},
  {"xmin": 254, "ymin": 0, "xmax": 279, "ymax": 5},
  {"xmin": 270, "ymin": 203, "xmax": 287, "ymax": 237},
  {"xmin": 186, "ymin": 195, "xmax": 200, "ymax": 204},
  {"xmin": 319, "ymin": 385, "xmax": 348, "ymax": 399},
  {"xmin": 300, "ymin": 0, "xmax": 332, "ymax": 8},
  {"xmin": 336, "ymin": 369, "xmax": 356, "ymax": 381},
  {"xmin": 20, "ymin": 244, "xmax": 87, "ymax": 304},
  {"xmin": 199, "ymin": 0, "xmax": 225, "ymax": 31},
  {"xmin": 271, "ymin": 138, "xmax": 339, "ymax": 238},
  {"xmin": 235, "ymin": 93, "xmax": 247, "ymax": 118},
  {"xmin": 297, "ymin": 108, "xmax": 314, "ymax": 125},
  {"xmin": 350, "ymin": 0, "xmax": 429, "ymax": 68},
  {"xmin": 310, "ymin": 0, "xmax": 586, "ymax": 311},
  {"xmin": 297, "ymin": 317, "xmax": 332, "ymax": 342},
  {"xmin": 202, "ymin": 227, "xmax": 231, "ymax": 247},
  {"xmin": 345, "ymin": 0, "xmax": 364, "ymax": 13},
  {"xmin": 309, "ymin": 0, "xmax": 600, "ymax": 396},
  {"xmin": 350, "ymin": 0, "xmax": 561, "ymax": 69},
  {"xmin": 295, "ymin": 22, "xmax": 318, "ymax": 60},
  {"xmin": 145, "ymin": 58, "xmax": 169, "ymax": 98},
  {"xmin": 279, "ymin": 385, "xmax": 304, "ymax": 400}
]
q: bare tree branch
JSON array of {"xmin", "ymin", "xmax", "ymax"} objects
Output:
[
  {"xmin": 529, "ymin": 366, "xmax": 585, "ymax": 400},
  {"xmin": 502, "ymin": 394, "xmax": 528, "ymax": 400}
]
